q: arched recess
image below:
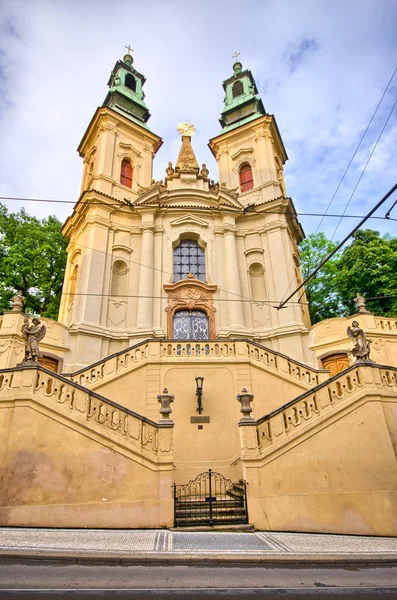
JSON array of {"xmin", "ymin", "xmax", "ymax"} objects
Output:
[
  {"xmin": 68, "ymin": 264, "xmax": 79, "ymax": 309},
  {"xmin": 247, "ymin": 259, "xmax": 270, "ymax": 329},
  {"xmin": 107, "ymin": 257, "xmax": 129, "ymax": 328},
  {"xmin": 321, "ymin": 353, "xmax": 350, "ymax": 377},
  {"xmin": 110, "ymin": 259, "xmax": 128, "ymax": 296},
  {"xmin": 164, "ymin": 274, "xmax": 217, "ymax": 339},
  {"xmin": 249, "ymin": 262, "xmax": 266, "ymax": 301}
]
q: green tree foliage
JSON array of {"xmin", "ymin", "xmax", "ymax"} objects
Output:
[
  {"xmin": 299, "ymin": 232, "xmax": 342, "ymax": 324},
  {"xmin": 335, "ymin": 229, "xmax": 397, "ymax": 317},
  {"xmin": 0, "ymin": 205, "xmax": 68, "ymax": 319},
  {"xmin": 299, "ymin": 229, "xmax": 397, "ymax": 323}
]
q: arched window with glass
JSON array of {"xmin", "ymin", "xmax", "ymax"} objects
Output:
[
  {"xmin": 120, "ymin": 159, "xmax": 133, "ymax": 188},
  {"xmin": 239, "ymin": 163, "xmax": 253, "ymax": 192},
  {"xmin": 173, "ymin": 239, "xmax": 206, "ymax": 282}
]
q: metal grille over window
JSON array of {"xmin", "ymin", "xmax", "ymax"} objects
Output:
[
  {"xmin": 173, "ymin": 239, "xmax": 206, "ymax": 282},
  {"xmin": 173, "ymin": 310, "xmax": 209, "ymax": 340}
]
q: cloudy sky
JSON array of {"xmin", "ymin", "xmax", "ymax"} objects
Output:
[{"xmin": 1, "ymin": 0, "xmax": 396, "ymax": 241}]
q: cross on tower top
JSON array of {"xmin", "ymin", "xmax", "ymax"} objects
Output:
[
  {"xmin": 232, "ymin": 52, "xmax": 241, "ymax": 63},
  {"xmin": 125, "ymin": 45, "xmax": 134, "ymax": 55}
]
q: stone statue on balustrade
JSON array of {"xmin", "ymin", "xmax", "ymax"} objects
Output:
[
  {"xmin": 21, "ymin": 314, "xmax": 46, "ymax": 363},
  {"xmin": 354, "ymin": 292, "xmax": 370, "ymax": 314},
  {"xmin": 11, "ymin": 291, "xmax": 25, "ymax": 312},
  {"xmin": 347, "ymin": 321, "xmax": 372, "ymax": 362}
]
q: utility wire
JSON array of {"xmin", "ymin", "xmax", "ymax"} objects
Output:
[
  {"xmin": 0, "ymin": 196, "xmax": 395, "ymax": 221},
  {"xmin": 330, "ymin": 94, "xmax": 397, "ymax": 240},
  {"xmin": 277, "ymin": 182, "xmax": 397, "ymax": 310},
  {"xmin": 315, "ymin": 66, "xmax": 397, "ymax": 233},
  {"xmin": 58, "ymin": 291, "xmax": 309, "ymax": 306}
]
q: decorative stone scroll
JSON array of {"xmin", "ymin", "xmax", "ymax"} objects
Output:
[{"xmin": 164, "ymin": 275, "xmax": 217, "ymax": 339}]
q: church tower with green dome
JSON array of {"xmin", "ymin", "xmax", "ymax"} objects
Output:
[
  {"xmin": 209, "ymin": 58, "xmax": 288, "ymax": 204},
  {"xmin": 103, "ymin": 51, "xmax": 151, "ymax": 129}
]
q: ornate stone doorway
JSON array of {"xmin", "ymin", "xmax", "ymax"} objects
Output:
[{"xmin": 164, "ymin": 274, "xmax": 217, "ymax": 339}]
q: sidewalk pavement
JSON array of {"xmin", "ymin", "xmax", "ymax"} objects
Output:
[{"xmin": 1, "ymin": 527, "xmax": 397, "ymax": 563}]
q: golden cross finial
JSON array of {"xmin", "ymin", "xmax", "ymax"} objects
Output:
[
  {"xmin": 232, "ymin": 51, "xmax": 241, "ymax": 63},
  {"xmin": 125, "ymin": 45, "xmax": 134, "ymax": 55}
]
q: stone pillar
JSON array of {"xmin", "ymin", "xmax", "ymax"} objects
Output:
[
  {"xmin": 223, "ymin": 220, "xmax": 244, "ymax": 329},
  {"xmin": 137, "ymin": 216, "xmax": 155, "ymax": 330}
]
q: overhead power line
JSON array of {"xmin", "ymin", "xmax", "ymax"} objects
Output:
[
  {"xmin": 277, "ymin": 182, "xmax": 397, "ymax": 310},
  {"xmin": 330, "ymin": 93, "xmax": 397, "ymax": 240},
  {"xmin": 315, "ymin": 65, "xmax": 397, "ymax": 233},
  {"xmin": 0, "ymin": 196, "xmax": 395, "ymax": 221}
]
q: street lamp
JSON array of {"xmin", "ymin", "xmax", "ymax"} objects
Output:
[{"xmin": 195, "ymin": 376, "xmax": 204, "ymax": 414}]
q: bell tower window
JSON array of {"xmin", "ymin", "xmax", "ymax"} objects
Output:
[
  {"xmin": 232, "ymin": 80, "xmax": 244, "ymax": 98},
  {"xmin": 125, "ymin": 73, "xmax": 137, "ymax": 92},
  {"xmin": 173, "ymin": 239, "xmax": 206, "ymax": 282},
  {"xmin": 239, "ymin": 164, "xmax": 253, "ymax": 192},
  {"xmin": 120, "ymin": 159, "xmax": 133, "ymax": 188}
]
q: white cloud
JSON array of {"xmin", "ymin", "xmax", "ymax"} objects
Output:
[{"xmin": 0, "ymin": 0, "xmax": 396, "ymax": 237}]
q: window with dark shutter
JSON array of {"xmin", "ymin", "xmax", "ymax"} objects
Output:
[
  {"xmin": 232, "ymin": 80, "xmax": 244, "ymax": 98},
  {"xmin": 239, "ymin": 164, "xmax": 253, "ymax": 192},
  {"xmin": 120, "ymin": 159, "xmax": 133, "ymax": 188}
]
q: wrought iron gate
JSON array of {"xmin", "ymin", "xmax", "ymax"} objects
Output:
[{"xmin": 174, "ymin": 469, "xmax": 248, "ymax": 527}]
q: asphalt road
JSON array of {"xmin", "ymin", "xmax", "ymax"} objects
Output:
[{"xmin": 1, "ymin": 559, "xmax": 397, "ymax": 598}]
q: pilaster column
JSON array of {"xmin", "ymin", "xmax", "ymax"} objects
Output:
[
  {"xmin": 137, "ymin": 214, "xmax": 155, "ymax": 329},
  {"xmin": 223, "ymin": 219, "xmax": 244, "ymax": 329}
]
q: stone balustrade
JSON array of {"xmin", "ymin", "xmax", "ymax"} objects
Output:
[
  {"xmin": 376, "ymin": 318, "xmax": 397, "ymax": 332},
  {"xmin": 253, "ymin": 363, "xmax": 397, "ymax": 455},
  {"xmin": 0, "ymin": 366, "xmax": 173, "ymax": 466},
  {"xmin": 68, "ymin": 338, "xmax": 325, "ymax": 391}
]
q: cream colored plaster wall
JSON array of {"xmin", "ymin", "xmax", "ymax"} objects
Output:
[
  {"xmin": 80, "ymin": 344, "xmax": 323, "ymax": 482},
  {"xmin": 244, "ymin": 399, "xmax": 397, "ymax": 536},
  {"xmin": 0, "ymin": 405, "xmax": 173, "ymax": 528}
]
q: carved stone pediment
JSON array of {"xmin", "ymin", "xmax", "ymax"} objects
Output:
[
  {"xmin": 170, "ymin": 214, "xmax": 209, "ymax": 228},
  {"xmin": 164, "ymin": 276, "xmax": 217, "ymax": 338},
  {"xmin": 231, "ymin": 147, "xmax": 254, "ymax": 161}
]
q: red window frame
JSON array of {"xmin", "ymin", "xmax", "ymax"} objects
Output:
[
  {"xmin": 120, "ymin": 159, "xmax": 133, "ymax": 188},
  {"xmin": 239, "ymin": 164, "xmax": 253, "ymax": 192}
]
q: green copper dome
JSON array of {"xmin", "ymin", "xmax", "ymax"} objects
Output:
[
  {"xmin": 219, "ymin": 61, "xmax": 266, "ymax": 133},
  {"xmin": 103, "ymin": 54, "xmax": 151, "ymax": 130}
]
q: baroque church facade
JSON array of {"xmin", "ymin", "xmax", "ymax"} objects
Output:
[{"xmin": 0, "ymin": 53, "xmax": 397, "ymax": 535}]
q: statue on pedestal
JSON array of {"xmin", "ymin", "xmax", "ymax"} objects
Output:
[
  {"xmin": 354, "ymin": 292, "xmax": 370, "ymax": 314},
  {"xmin": 347, "ymin": 321, "xmax": 372, "ymax": 362},
  {"xmin": 11, "ymin": 291, "xmax": 24, "ymax": 312},
  {"xmin": 21, "ymin": 314, "xmax": 46, "ymax": 363},
  {"xmin": 166, "ymin": 162, "xmax": 174, "ymax": 177}
]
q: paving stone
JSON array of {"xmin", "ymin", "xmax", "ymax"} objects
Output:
[
  {"xmin": 0, "ymin": 527, "xmax": 397, "ymax": 557},
  {"xmin": 172, "ymin": 532, "xmax": 273, "ymax": 552}
]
